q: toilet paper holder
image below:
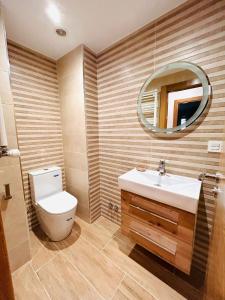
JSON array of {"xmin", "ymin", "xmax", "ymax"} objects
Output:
[
  {"xmin": 0, "ymin": 146, "xmax": 20, "ymax": 158},
  {"xmin": 4, "ymin": 184, "xmax": 12, "ymax": 200}
]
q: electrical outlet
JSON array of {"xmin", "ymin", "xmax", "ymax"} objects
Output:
[{"xmin": 208, "ymin": 141, "xmax": 224, "ymax": 153}]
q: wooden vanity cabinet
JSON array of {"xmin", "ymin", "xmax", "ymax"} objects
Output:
[{"xmin": 121, "ymin": 190, "xmax": 196, "ymax": 274}]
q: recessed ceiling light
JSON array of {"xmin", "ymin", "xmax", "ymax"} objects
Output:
[
  {"xmin": 46, "ymin": 3, "xmax": 61, "ymax": 25},
  {"xmin": 56, "ymin": 28, "xmax": 66, "ymax": 37}
]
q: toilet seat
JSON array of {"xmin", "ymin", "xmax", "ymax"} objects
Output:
[{"xmin": 38, "ymin": 191, "xmax": 77, "ymax": 215}]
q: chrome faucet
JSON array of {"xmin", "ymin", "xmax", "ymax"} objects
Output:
[{"xmin": 157, "ymin": 159, "xmax": 166, "ymax": 176}]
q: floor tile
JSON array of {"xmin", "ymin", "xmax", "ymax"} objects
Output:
[
  {"xmin": 31, "ymin": 244, "xmax": 57, "ymax": 271},
  {"xmin": 94, "ymin": 216, "xmax": 120, "ymax": 237},
  {"xmin": 75, "ymin": 217, "xmax": 112, "ymax": 250},
  {"xmin": 13, "ymin": 263, "xmax": 50, "ymax": 300},
  {"xmin": 38, "ymin": 254, "xmax": 102, "ymax": 300},
  {"xmin": 131, "ymin": 244, "xmax": 203, "ymax": 300},
  {"xmin": 102, "ymin": 236, "xmax": 185, "ymax": 300},
  {"xmin": 60, "ymin": 234, "xmax": 124, "ymax": 299},
  {"xmin": 13, "ymin": 217, "xmax": 191, "ymax": 300},
  {"xmin": 30, "ymin": 228, "xmax": 58, "ymax": 271},
  {"xmin": 113, "ymin": 275, "xmax": 155, "ymax": 300},
  {"xmin": 29, "ymin": 230, "xmax": 43, "ymax": 257}
]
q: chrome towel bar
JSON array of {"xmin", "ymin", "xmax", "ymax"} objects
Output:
[{"xmin": 199, "ymin": 172, "xmax": 225, "ymax": 181}]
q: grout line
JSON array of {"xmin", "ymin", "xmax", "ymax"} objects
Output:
[
  {"xmin": 101, "ymin": 236, "xmax": 113, "ymax": 251},
  {"xmin": 30, "ymin": 231, "xmax": 60, "ymax": 273},
  {"xmin": 109, "ymin": 272, "xmax": 126, "ymax": 300},
  {"xmin": 77, "ymin": 234, "xmax": 125, "ymax": 276},
  {"xmin": 48, "ymin": 226, "xmax": 125, "ymax": 299},
  {"xmin": 74, "ymin": 223, "xmax": 111, "ymax": 253},
  {"xmin": 12, "ymin": 260, "xmax": 31, "ymax": 278},
  {"xmin": 60, "ymin": 251, "xmax": 105, "ymax": 300},
  {"xmin": 32, "ymin": 220, "xmax": 183, "ymax": 300},
  {"xmin": 78, "ymin": 217, "xmax": 113, "ymax": 240},
  {"xmin": 30, "ymin": 242, "xmax": 45, "ymax": 261},
  {"xmin": 94, "ymin": 216, "xmax": 120, "ymax": 233},
  {"xmin": 122, "ymin": 273, "xmax": 160, "ymax": 300},
  {"xmin": 120, "ymin": 269, "xmax": 183, "ymax": 300},
  {"xmin": 99, "ymin": 237, "xmax": 182, "ymax": 300},
  {"xmin": 30, "ymin": 263, "xmax": 52, "ymax": 300},
  {"xmin": 35, "ymin": 252, "xmax": 59, "ymax": 273}
]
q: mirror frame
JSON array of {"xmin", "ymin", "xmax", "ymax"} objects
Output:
[{"xmin": 137, "ymin": 61, "xmax": 210, "ymax": 134}]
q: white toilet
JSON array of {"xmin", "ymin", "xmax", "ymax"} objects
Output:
[{"xmin": 28, "ymin": 166, "xmax": 78, "ymax": 241}]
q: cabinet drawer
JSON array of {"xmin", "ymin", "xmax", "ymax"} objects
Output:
[
  {"xmin": 122, "ymin": 213, "xmax": 193, "ymax": 274},
  {"xmin": 128, "ymin": 203, "xmax": 178, "ymax": 235},
  {"xmin": 121, "ymin": 190, "xmax": 195, "ymax": 244},
  {"xmin": 122, "ymin": 214, "xmax": 177, "ymax": 263},
  {"xmin": 130, "ymin": 229, "xmax": 176, "ymax": 263},
  {"xmin": 122, "ymin": 190, "xmax": 179, "ymax": 223}
]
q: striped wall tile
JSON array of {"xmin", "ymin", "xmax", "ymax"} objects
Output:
[
  {"xmin": 83, "ymin": 47, "xmax": 101, "ymax": 222},
  {"xmin": 8, "ymin": 41, "xmax": 65, "ymax": 229},
  {"xmin": 96, "ymin": 0, "xmax": 225, "ymax": 271}
]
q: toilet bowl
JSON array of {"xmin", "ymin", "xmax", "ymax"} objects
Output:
[{"xmin": 29, "ymin": 166, "xmax": 78, "ymax": 241}]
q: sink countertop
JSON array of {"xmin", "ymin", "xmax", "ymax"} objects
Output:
[{"xmin": 118, "ymin": 168, "xmax": 202, "ymax": 214}]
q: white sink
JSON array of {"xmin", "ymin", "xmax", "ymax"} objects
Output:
[{"xmin": 118, "ymin": 168, "xmax": 202, "ymax": 214}]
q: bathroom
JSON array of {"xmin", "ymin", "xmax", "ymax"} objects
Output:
[{"xmin": 0, "ymin": 0, "xmax": 224, "ymax": 299}]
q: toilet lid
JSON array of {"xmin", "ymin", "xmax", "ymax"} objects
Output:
[{"xmin": 38, "ymin": 191, "xmax": 78, "ymax": 214}]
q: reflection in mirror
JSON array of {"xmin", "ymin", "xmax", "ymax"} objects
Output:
[{"xmin": 138, "ymin": 62, "xmax": 210, "ymax": 134}]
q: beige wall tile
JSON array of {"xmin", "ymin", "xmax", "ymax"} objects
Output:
[
  {"xmin": 65, "ymin": 189, "xmax": 90, "ymax": 222},
  {"xmin": 67, "ymin": 183, "xmax": 89, "ymax": 221},
  {"xmin": 8, "ymin": 40, "xmax": 66, "ymax": 228},
  {"xmin": 0, "ymin": 70, "xmax": 13, "ymax": 104},
  {"xmin": 82, "ymin": 47, "xmax": 100, "ymax": 222},
  {"xmin": 1, "ymin": 103, "xmax": 17, "ymax": 137},
  {"xmin": 64, "ymin": 153, "xmax": 88, "ymax": 171},
  {"xmin": 8, "ymin": 240, "xmax": 30, "ymax": 272},
  {"xmin": 0, "ymin": 44, "xmax": 10, "ymax": 72},
  {"xmin": 63, "ymin": 133, "xmax": 87, "ymax": 153},
  {"xmin": 96, "ymin": 0, "xmax": 225, "ymax": 271},
  {"xmin": 0, "ymin": 10, "xmax": 30, "ymax": 272},
  {"xmin": 57, "ymin": 45, "xmax": 84, "ymax": 80},
  {"xmin": 0, "ymin": 164, "xmax": 24, "ymax": 193},
  {"xmin": 57, "ymin": 45, "xmax": 90, "ymax": 222}
]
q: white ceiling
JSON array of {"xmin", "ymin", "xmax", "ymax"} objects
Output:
[{"xmin": 2, "ymin": 0, "xmax": 186, "ymax": 60}]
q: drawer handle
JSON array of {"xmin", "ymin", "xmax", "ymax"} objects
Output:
[
  {"xmin": 130, "ymin": 228, "xmax": 176, "ymax": 255},
  {"xmin": 129, "ymin": 204, "xmax": 178, "ymax": 225}
]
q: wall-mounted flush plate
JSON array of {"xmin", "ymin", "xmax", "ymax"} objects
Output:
[{"xmin": 208, "ymin": 141, "xmax": 224, "ymax": 153}]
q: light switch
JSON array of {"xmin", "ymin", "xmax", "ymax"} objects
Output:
[{"xmin": 208, "ymin": 140, "xmax": 224, "ymax": 153}]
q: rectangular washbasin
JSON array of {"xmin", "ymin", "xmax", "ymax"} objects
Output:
[{"xmin": 118, "ymin": 168, "xmax": 202, "ymax": 214}]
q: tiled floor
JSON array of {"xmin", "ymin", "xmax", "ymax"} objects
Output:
[{"xmin": 12, "ymin": 216, "xmax": 203, "ymax": 300}]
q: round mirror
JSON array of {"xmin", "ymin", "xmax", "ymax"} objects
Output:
[{"xmin": 138, "ymin": 61, "xmax": 210, "ymax": 134}]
